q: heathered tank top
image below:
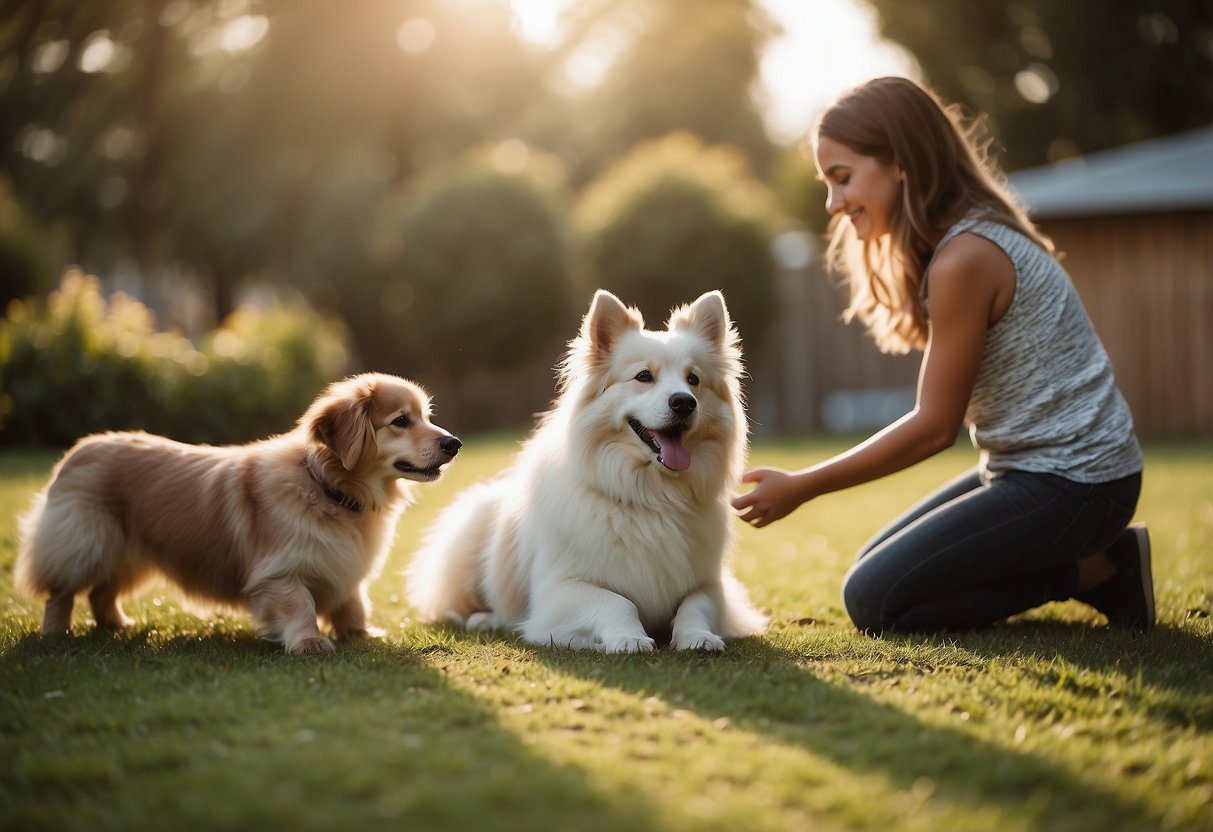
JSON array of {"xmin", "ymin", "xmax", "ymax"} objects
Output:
[{"xmin": 925, "ymin": 217, "xmax": 1143, "ymax": 483}]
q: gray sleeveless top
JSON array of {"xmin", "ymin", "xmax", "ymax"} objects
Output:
[{"xmin": 925, "ymin": 217, "xmax": 1142, "ymax": 482}]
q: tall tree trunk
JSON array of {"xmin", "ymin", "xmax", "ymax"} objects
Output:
[
  {"xmin": 0, "ymin": 1, "xmax": 48, "ymax": 179},
  {"xmin": 128, "ymin": 0, "xmax": 169, "ymax": 279},
  {"xmin": 211, "ymin": 267, "xmax": 236, "ymax": 324}
]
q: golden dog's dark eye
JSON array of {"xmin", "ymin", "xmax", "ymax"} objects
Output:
[
  {"xmin": 634, "ymin": 369, "xmax": 653, "ymax": 383},
  {"xmin": 687, "ymin": 372, "xmax": 699, "ymax": 386},
  {"xmin": 392, "ymin": 414, "xmax": 411, "ymax": 428}
]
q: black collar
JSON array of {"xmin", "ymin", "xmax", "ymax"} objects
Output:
[{"xmin": 302, "ymin": 455, "xmax": 363, "ymax": 513}]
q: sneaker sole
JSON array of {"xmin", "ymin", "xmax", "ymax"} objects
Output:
[{"xmin": 1130, "ymin": 523, "xmax": 1155, "ymax": 630}]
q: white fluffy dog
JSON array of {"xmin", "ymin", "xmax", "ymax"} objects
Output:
[{"xmin": 407, "ymin": 290, "xmax": 766, "ymax": 652}]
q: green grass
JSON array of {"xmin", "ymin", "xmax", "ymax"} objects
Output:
[{"xmin": 1, "ymin": 437, "xmax": 1210, "ymax": 831}]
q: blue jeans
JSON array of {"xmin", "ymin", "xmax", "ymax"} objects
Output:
[{"xmin": 841, "ymin": 468, "xmax": 1141, "ymax": 633}]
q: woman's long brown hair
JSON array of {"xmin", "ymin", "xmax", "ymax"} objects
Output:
[{"xmin": 815, "ymin": 77, "xmax": 1053, "ymax": 354}]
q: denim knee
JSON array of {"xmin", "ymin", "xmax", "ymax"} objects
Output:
[{"xmin": 841, "ymin": 560, "xmax": 888, "ymax": 634}]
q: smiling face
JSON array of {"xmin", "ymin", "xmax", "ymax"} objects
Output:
[
  {"xmin": 570, "ymin": 290, "xmax": 743, "ymax": 477},
  {"xmin": 366, "ymin": 379, "xmax": 460, "ymax": 482},
  {"xmin": 305, "ymin": 374, "xmax": 460, "ymax": 484},
  {"xmin": 610, "ymin": 330, "xmax": 710, "ymax": 473},
  {"xmin": 814, "ymin": 135, "xmax": 903, "ymax": 241}
]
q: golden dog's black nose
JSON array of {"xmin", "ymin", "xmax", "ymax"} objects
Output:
[
  {"xmin": 668, "ymin": 393, "xmax": 697, "ymax": 418},
  {"xmin": 440, "ymin": 436, "xmax": 462, "ymax": 457}
]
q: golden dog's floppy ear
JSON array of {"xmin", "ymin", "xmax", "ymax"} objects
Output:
[
  {"xmin": 306, "ymin": 383, "xmax": 377, "ymax": 471},
  {"xmin": 582, "ymin": 290, "xmax": 642, "ymax": 358},
  {"xmin": 670, "ymin": 290, "xmax": 731, "ymax": 346}
]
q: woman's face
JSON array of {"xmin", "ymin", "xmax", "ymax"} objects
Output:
[{"xmin": 814, "ymin": 135, "xmax": 903, "ymax": 241}]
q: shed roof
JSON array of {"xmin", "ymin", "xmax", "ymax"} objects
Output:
[{"xmin": 1008, "ymin": 126, "xmax": 1213, "ymax": 219}]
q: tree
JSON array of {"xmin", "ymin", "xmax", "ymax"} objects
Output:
[
  {"xmin": 771, "ymin": 147, "xmax": 829, "ymax": 235},
  {"xmin": 864, "ymin": 0, "xmax": 1213, "ymax": 170},
  {"xmin": 576, "ymin": 132, "xmax": 778, "ymax": 348},
  {"xmin": 0, "ymin": 0, "xmax": 560, "ymax": 320},
  {"xmin": 555, "ymin": 0, "xmax": 779, "ymax": 183},
  {"xmin": 163, "ymin": 0, "xmax": 561, "ymax": 320},
  {"xmin": 0, "ymin": 177, "xmax": 50, "ymax": 305},
  {"xmin": 0, "ymin": 0, "xmax": 150, "ymax": 264},
  {"xmin": 357, "ymin": 151, "xmax": 576, "ymax": 388}
]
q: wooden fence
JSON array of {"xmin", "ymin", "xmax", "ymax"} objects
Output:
[{"xmin": 1041, "ymin": 210, "xmax": 1213, "ymax": 438}]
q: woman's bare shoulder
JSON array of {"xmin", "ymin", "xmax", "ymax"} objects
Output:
[{"xmin": 932, "ymin": 231, "xmax": 1013, "ymax": 275}]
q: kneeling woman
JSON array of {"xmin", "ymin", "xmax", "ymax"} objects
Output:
[{"xmin": 732, "ymin": 77, "xmax": 1151, "ymax": 633}]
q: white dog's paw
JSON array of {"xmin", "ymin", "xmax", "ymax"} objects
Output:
[
  {"xmin": 465, "ymin": 611, "xmax": 497, "ymax": 632},
  {"xmin": 288, "ymin": 635, "xmax": 336, "ymax": 655},
  {"xmin": 673, "ymin": 630, "xmax": 726, "ymax": 652},
  {"xmin": 601, "ymin": 635, "xmax": 656, "ymax": 654}
]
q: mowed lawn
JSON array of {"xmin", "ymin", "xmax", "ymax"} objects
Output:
[{"xmin": 1, "ymin": 436, "xmax": 1210, "ymax": 832}]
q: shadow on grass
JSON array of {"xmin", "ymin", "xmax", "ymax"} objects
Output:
[
  {"xmin": 3, "ymin": 615, "xmax": 1204, "ymax": 830},
  {"xmin": 513, "ymin": 632, "xmax": 1173, "ymax": 830},
  {"xmin": 0, "ymin": 629, "xmax": 663, "ymax": 832},
  {"xmin": 952, "ymin": 619, "xmax": 1213, "ymax": 730}
]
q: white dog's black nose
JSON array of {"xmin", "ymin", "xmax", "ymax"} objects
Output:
[
  {"xmin": 668, "ymin": 393, "xmax": 697, "ymax": 418},
  {"xmin": 440, "ymin": 436, "xmax": 462, "ymax": 456}
]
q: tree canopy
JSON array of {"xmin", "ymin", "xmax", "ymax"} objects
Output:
[
  {"xmin": 865, "ymin": 0, "xmax": 1213, "ymax": 170},
  {"xmin": 2, "ymin": 0, "xmax": 1205, "ymax": 398},
  {"xmin": 577, "ymin": 133, "xmax": 778, "ymax": 348}
]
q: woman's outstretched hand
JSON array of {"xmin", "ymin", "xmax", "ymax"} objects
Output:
[{"xmin": 731, "ymin": 468, "xmax": 811, "ymax": 528}]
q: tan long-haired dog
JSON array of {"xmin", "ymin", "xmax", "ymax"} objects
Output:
[{"xmin": 17, "ymin": 373, "xmax": 460, "ymax": 654}]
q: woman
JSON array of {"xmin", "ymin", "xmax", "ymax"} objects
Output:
[{"xmin": 732, "ymin": 77, "xmax": 1152, "ymax": 633}]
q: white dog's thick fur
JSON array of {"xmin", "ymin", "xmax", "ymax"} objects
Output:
[
  {"xmin": 407, "ymin": 290, "xmax": 766, "ymax": 652},
  {"xmin": 17, "ymin": 373, "xmax": 460, "ymax": 654}
]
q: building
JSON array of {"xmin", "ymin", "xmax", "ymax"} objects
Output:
[{"xmin": 1010, "ymin": 127, "xmax": 1213, "ymax": 438}]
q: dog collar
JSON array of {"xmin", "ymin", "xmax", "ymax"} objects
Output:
[{"xmin": 302, "ymin": 456, "xmax": 363, "ymax": 513}]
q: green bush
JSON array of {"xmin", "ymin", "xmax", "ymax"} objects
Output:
[
  {"xmin": 772, "ymin": 146, "xmax": 831, "ymax": 235},
  {"xmin": 576, "ymin": 132, "xmax": 779, "ymax": 343},
  {"xmin": 364, "ymin": 146, "xmax": 576, "ymax": 381},
  {"xmin": 154, "ymin": 302, "xmax": 350, "ymax": 445},
  {"xmin": 0, "ymin": 271, "xmax": 349, "ymax": 448},
  {"xmin": 0, "ymin": 179, "xmax": 51, "ymax": 306}
]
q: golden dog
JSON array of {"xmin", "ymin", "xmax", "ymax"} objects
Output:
[{"xmin": 17, "ymin": 373, "xmax": 460, "ymax": 653}]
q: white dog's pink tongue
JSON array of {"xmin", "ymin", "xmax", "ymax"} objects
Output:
[{"xmin": 654, "ymin": 431, "xmax": 691, "ymax": 471}]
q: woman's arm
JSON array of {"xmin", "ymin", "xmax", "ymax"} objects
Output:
[{"xmin": 732, "ymin": 234, "xmax": 1013, "ymax": 527}]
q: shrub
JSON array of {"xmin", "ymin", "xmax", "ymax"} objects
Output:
[
  {"xmin": 0, "ymin": 179, "xmax": 51, "ymax": 306},
  {"xmin": 576, "ymin": 132, "xmax": 779, "ymax": 343},
  {"xmin": 153, "ymin": 302, "xmax": 350, "ymax": 444},
  {"xmin": 771, "ymin": 146, "xmax": 831, "ymax": 235},
  {"xmin": 0, "ymin": 271, "xmax": 348, "ymax": 447},
  {"xmin": 364, "ymin": 147, "xmax": 576, "ymax": 382}
]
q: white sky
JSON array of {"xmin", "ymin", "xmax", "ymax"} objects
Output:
[
  {"xmin": 506, "ymin": 0, "xmax": 919, "ymax": 146},
  {"xmin": 754, "ymin": 0, "xmax": 919, "ymax": 143}
]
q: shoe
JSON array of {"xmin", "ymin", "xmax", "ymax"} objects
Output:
[{"xmin": 1078, "ymin": 524, "xmax": 1154, "ymax": 632}]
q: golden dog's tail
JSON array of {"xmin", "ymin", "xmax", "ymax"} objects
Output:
[
  {"xmin": 14, "ymin": 488, "xmax": 49, "ymax": 597},
  {"xmin": 16, "ymin": 481, "xmax": 127, "ymax": 600}
]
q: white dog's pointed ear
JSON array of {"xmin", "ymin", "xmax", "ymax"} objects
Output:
[
  {"xmin": 582, "ymin": 290, "xmax": 642, "ymax": 356},
  {"xmin": 671, "ymin": 290, "xmax": 730, "ymax": 345}
]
